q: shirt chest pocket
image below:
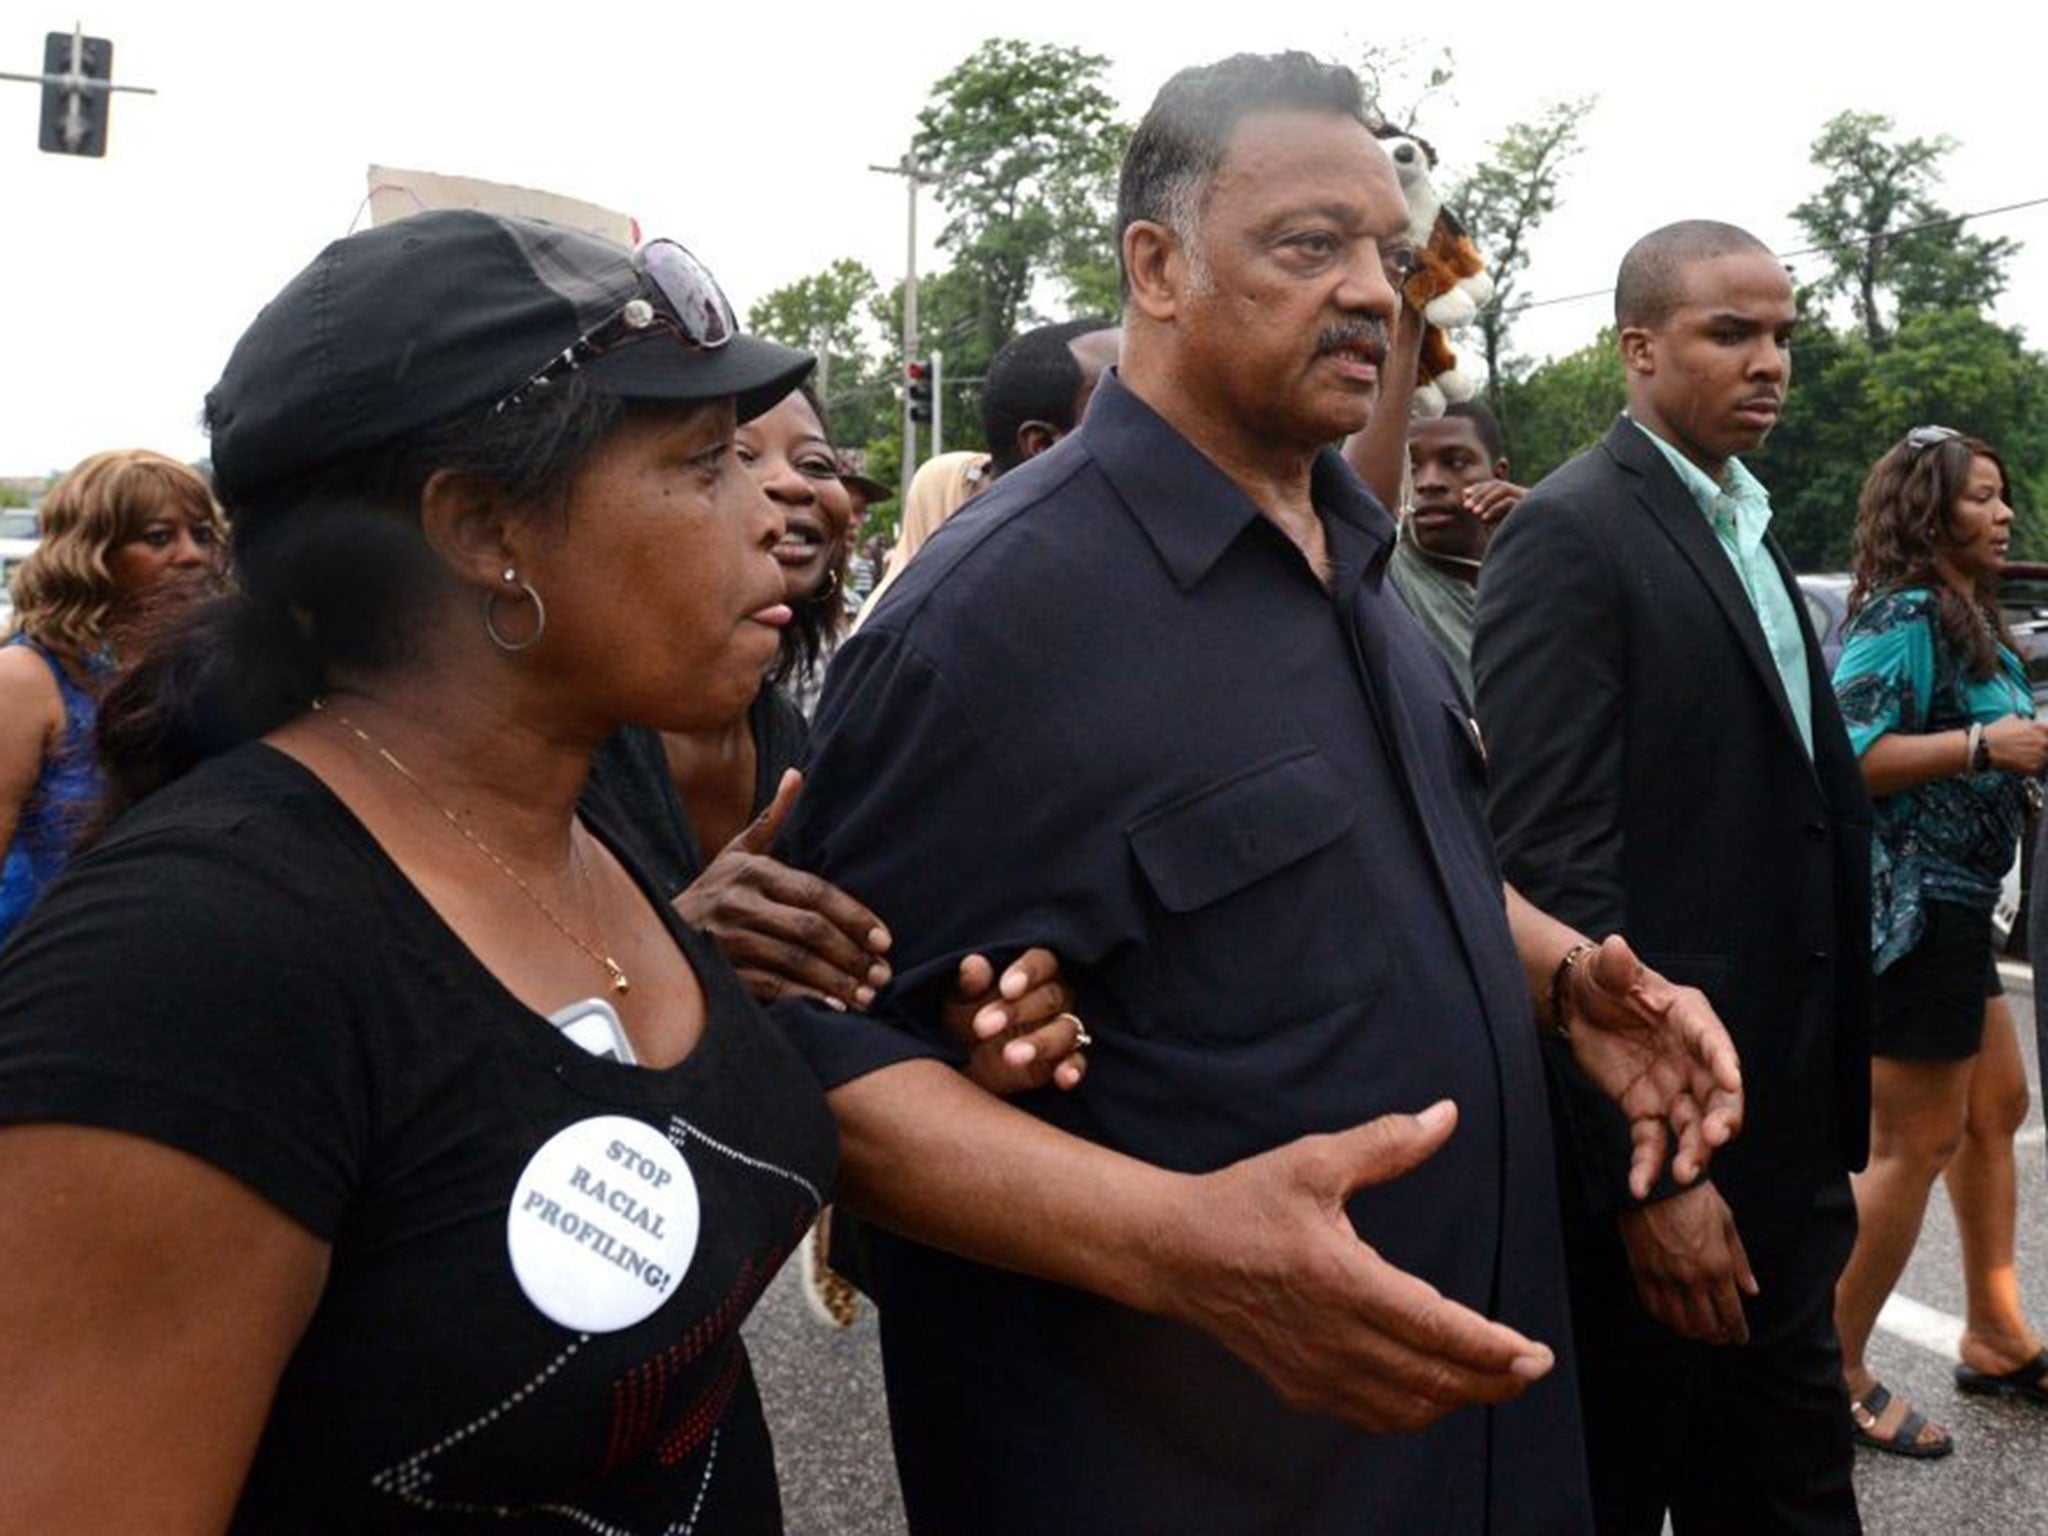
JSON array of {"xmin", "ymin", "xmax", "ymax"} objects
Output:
[{"xmin": 1124, "ymin": 747, "xmax": 1384, "ymax": 1041}]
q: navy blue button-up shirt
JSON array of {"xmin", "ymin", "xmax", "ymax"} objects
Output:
[{"xmin": 775, "ymin": 372, "xmax": 1587, "ymax": 1534}]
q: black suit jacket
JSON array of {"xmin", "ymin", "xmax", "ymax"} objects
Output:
[{"xmin": 1473, "ymin": 416, "xmax": 1871, "ymax": 1224}]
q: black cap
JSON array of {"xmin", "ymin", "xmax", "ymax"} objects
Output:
[{"xmin": 206, "ymin": 210, "xmax": 813, "ymax": 499}]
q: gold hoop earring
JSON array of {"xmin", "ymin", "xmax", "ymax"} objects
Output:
[{"xmin": 482, "ymin": 567, "xmax": 546, "ymax": 653}]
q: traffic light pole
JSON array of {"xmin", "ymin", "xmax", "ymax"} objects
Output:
[
  {"xmin": 2, "ymin": 25, "xmax": 156, "ymax": 156},
  {"xmin": 903, "ymin": 164, "xmax": 920, "ymax": 493},
  {"xmin": 869, "ymin": 151, "xmax": 940, "ymax": 505}
]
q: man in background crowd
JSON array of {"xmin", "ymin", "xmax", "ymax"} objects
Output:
[
  {"xmin": 1391, "ymin": 401, "xmax": 1521, "ymax": 698},
  {"xmin": 858, "ymin": 318, "xmax": 1120, "ymax": 626},
  {"xmin": 981, "ymin": 317, "xmax": 1120, "ymax": 478}
]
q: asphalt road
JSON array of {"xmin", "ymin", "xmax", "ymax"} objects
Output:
[
  {"xmin": 744, "ymin": 979, "xmax": 2048, "ymax": 1535},
  {"xmin": 745, "ymin": 1243, "xmax": 905, "ymax": 1536},
  {"xmin": 1852, "ymin": 962, "xmax": 2048, "ymax": 1535}
]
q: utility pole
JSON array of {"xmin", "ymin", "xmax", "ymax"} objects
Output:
[
  {"xmin": 3, "ymin": 26, "xmax": 157, "ymax": 157},
  {"xmin": 810, "ymin": 325, "xmax": 830, "ymax": 400},
  {"xmin": 869, "ymin": 151, "xmax": 940, "ymax": 503}
]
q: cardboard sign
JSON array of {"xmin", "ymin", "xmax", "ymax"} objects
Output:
[{"xmin": 367, "ymin": 164, "xmax": 636, "ymax": 244}]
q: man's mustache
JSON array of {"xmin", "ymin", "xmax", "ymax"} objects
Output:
[{"xmin": 1315, "ymin": 320, "xmax": 1390, "ymax": 364}]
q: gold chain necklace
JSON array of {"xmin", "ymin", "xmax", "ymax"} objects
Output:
[{"xmin": 312, "ymin": 699, "xmax": 630, "ymax": 995}]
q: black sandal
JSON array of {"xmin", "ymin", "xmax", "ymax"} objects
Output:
[
  {"xmin": 1850, "ymin": 1381, "xmax": 1954, "ymax": 1460},
  {"xmin": 1954, "ymin": 1347, "xmax": 2048, "ymax": 1406}
]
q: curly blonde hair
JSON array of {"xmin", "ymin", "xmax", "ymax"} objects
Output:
[{"xmin": 7, "ymin": 449, "xmax": 225, "ymax": 671}]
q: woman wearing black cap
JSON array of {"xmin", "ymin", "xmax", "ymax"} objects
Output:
[{"xmin": 0, "ymin": 212, "xmax": 998, "ymax": 1532}]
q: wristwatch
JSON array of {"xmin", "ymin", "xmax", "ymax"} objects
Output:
[{"xmin": 1970, "ymin": 723, "xmax": 1993, "ymax": 773}]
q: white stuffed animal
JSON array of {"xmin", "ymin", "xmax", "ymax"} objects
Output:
[{"xmin": 1375, "ymin": 130, "xmax": 1495, "ymax": 416}]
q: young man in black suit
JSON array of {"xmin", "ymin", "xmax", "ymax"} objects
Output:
[{"xmin": 1473, "ymin": 221, "xmax": 1874, "ymax": 1535}]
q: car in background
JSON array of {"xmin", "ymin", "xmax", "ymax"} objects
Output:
[
  {"xmin": 1999, "ymin": 561, "xmax": 2048, "ymax": 704},
  {"xmin": 1994, "ymin": 562, "xmax": 2048, "ymax": 956},
  {"xmin": 0, "ymin": 509, "xmax": 36, "ymax": 631},
  {"xmin": 1798, "ymin": 572, "xmax": 1851, "ymax": 675},
  {"xmin": 1801, "ymin": 565, "xmax": 2048, "ymax": 703}
]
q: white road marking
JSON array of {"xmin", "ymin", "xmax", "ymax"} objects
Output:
[
  {"xmin": 2018, "ymin": 1126, "xmax": 2046, "ymax": 1148},
  {"xmin": 1876, "ymin": 1293, "xmax": 1965, "ymax": 1357}
]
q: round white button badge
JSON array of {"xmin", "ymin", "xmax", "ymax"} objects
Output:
[{"xmin": 506, "ymin": 1115, "xmax": 701, "ymax": 1332}]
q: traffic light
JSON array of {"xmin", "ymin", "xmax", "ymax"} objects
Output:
[
  {"xmin": 39, "ymin": 31, "xmax": 113, "ymax": 157},
  {"xmin": 906, "ymin": 358, "xmax": 933, "ymax": 424}
]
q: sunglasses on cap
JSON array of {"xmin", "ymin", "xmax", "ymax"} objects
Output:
[
  {"xmin": 1902, "ymin": 424, "xmax": 1961, "ymax": 458},
  {"xmin": 493, "ymin": 238, "xmax": 736, "ymax": 415}
]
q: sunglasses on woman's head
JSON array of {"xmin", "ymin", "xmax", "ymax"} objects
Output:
[
  {"xmin": 493, "ymin": 239, "xmax": 736, "ymax": 415},
  {"xmin": 1902, "ymin": 424, "xmax": 1961, "ymax": 458}
]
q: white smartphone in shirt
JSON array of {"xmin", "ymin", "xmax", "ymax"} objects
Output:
[{"xmin": 545, "ymin": 997, "xmax": 637, "ymax": 1065}]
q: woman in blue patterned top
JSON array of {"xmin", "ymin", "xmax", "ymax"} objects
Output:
[
  {"xmin": 1830, "ymin": 427, "xmax": 2048, "ymax": 1457},
  {"xmin": 0, "ymin": 449, "xmax": 224, "ymax": 943}
]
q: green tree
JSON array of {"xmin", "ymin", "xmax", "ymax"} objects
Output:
[
  {"xmin": 1740, "ymin": 322, "xmax": 1868, "ymax": 568},
  {"xmin": 1352, "ymin": 40, "xmax": 1455, "ymax": 133},
  {"xmin": 1498, "ymin": 316, "xmax": 2048, "ymax": 569},
  {"xmin": 1756, "ymin": 311, "xmax": 2048, "ymax": 567},
  {"xmin": 747, "ymin": 258, "xmax": 880, "ymax": 371},
  {"xmin": 1446, "ymin": 97, "xmax": 1596, "ymax": 416},
  {"xmin": 747, "ymin": 259, "xmax": 893, "ymax": 450},
  {"xmin": 1491, "ymin": 114, "xmax": 2048, "ymax": 576},
  {"xmin": 1761, "ymin": 113, "xmax": 2043, "ymax": 566},
  {"xmin": 1496, "ymin": 328, "xmax": 1624, "ymax": 482},
  {"xmin": 845, "ymin": 427, "xmax": 905, "ymax": 548},
  {"xmin": 911, "ymin": 39, "xmax": 1130, "ymax": 374},
  {"xmin": 1346, "ymin": 46, "xmax": 1592, "ymax": 422},
  {"xmin": 1790, "ymin": 111, "xmax": 2015, "ymax": 349},
  {"xmin": 869, "ymin": 266, "xmax": 996, "ymax": 455}
]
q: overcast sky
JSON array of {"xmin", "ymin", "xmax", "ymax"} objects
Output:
[{"xmin": 8, "ymin": 0, "xmax": 2047, "ymax": 473}]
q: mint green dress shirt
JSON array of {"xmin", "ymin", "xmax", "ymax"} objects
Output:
[{"xmin": 1632, "ymin": 419, "xmax": 1814, "ymax": 757}]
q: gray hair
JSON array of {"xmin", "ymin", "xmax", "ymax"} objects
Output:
[{"xmin": 1116, "ymin": 52, "xmax": 1369, "ymax": 297}]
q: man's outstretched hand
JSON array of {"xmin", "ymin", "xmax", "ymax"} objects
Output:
[
  {"xmin": 1161, "ymin": 1101, "xmax": 1555, "ymax": 1434},
  {"xmin": 1560, "ymin": 936, "xmax": 1744, "ymax": 1199}
]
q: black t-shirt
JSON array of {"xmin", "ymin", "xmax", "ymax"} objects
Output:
[
  {"xmin": 0, "ymin": 744, "xmax": 838, "ymax": 1534},
  {"xmin": 583, "ymin": 689, "xmax": 810, "ymax": 900}
]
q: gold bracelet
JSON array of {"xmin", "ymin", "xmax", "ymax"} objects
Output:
[{"xmin": 1547, "ymin": 941, "xmax": 1597, "ymax": 1042}]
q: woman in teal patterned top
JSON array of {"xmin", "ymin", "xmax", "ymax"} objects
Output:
[{"xmin": 1830, "ymin": 428, "xmax": 2048, "ymax": 1457}]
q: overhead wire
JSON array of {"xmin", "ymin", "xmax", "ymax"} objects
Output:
[{"xmin": 1513, "ymin": 194, "xmax": 2048, "ymax": 315}]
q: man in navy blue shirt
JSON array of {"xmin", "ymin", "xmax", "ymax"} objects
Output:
[{"xmin": 774, "ymin": 54, "xmax": 1742, "ymax": 1535}]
